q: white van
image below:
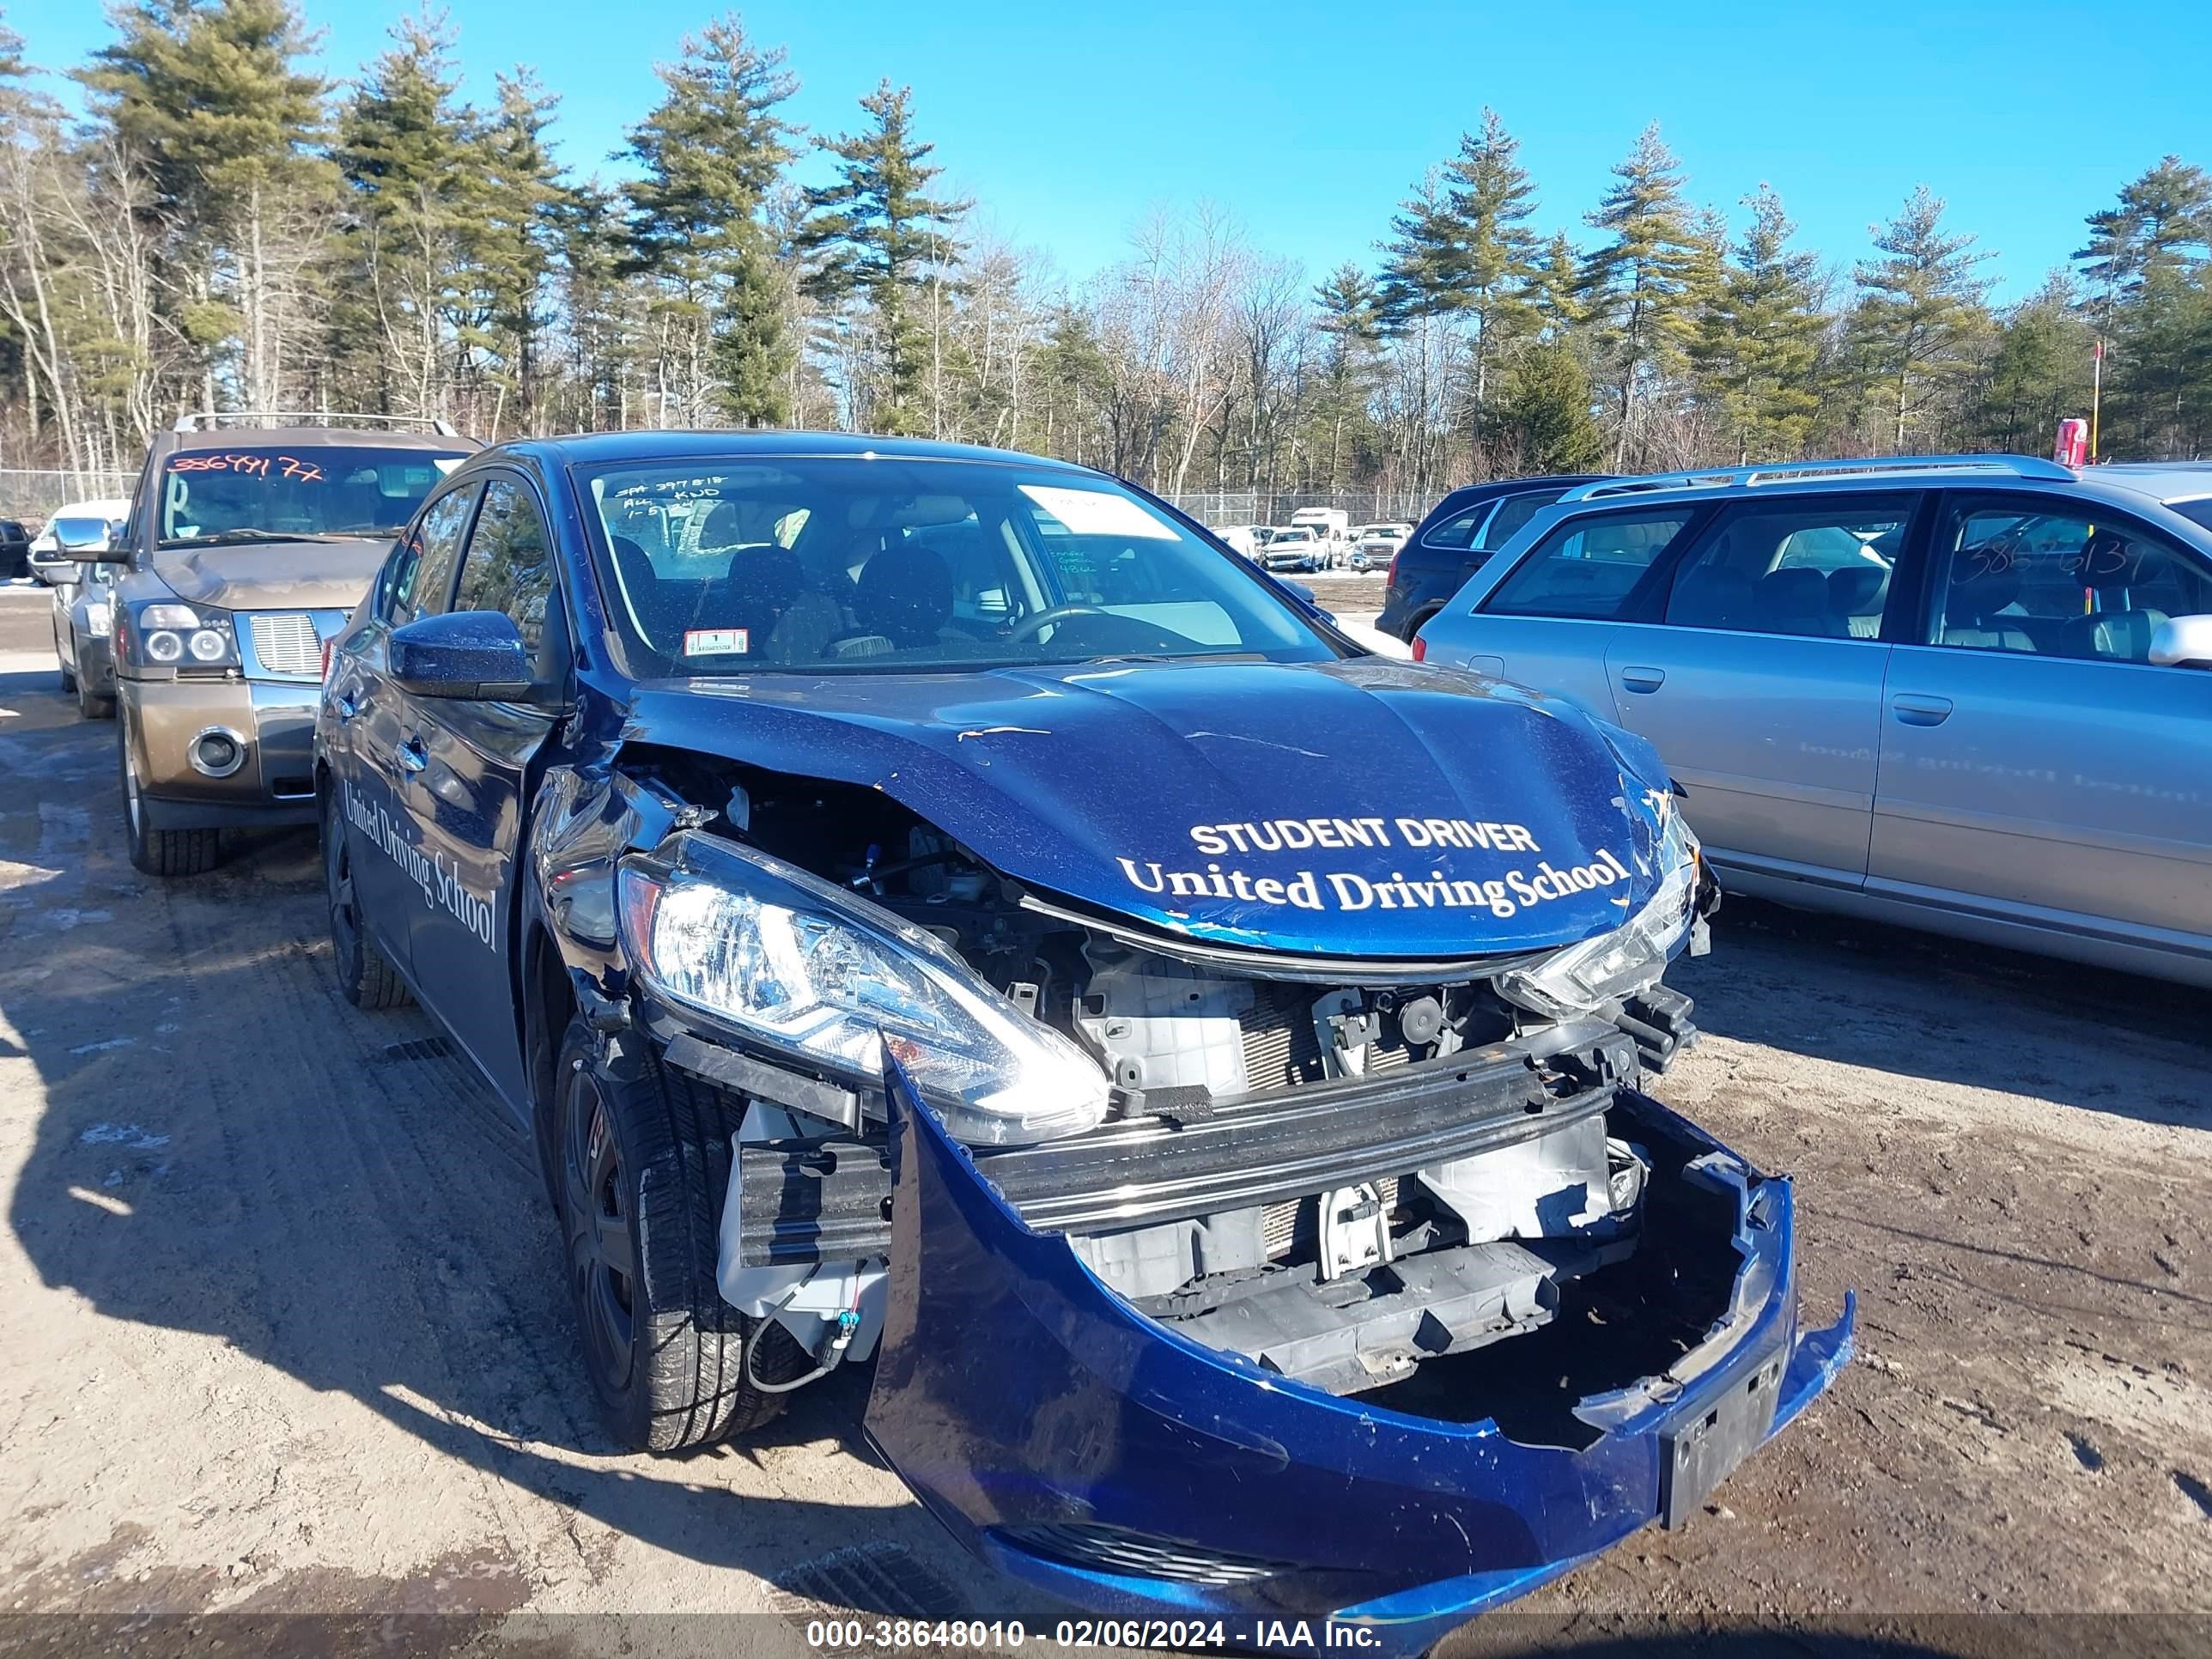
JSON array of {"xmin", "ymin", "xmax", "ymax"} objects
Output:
[{"xmin": 1288, "ymin": 507, "xmax": 1350, "ymax": 565}]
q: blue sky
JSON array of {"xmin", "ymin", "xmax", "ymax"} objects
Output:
[{"xmin": 9, "ymin": 0, "xmax": 2207, "ymax": 301}]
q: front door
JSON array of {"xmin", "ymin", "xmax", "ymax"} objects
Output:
[
  {"xmin": 1869, "ymin": 493, "xmax": 2212, "ymax": 960},
  {"xmin": 393, "ymin": 473, "xmax": 566, "ymax": 1112},
  {"xmin": 1599, "ymin": 494, "xmax": 1918, "ymax": 888},
  {"xmin": 332, "ymin": 481, "xmax": 483, "ymax": 973}
]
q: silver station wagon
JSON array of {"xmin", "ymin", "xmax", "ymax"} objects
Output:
[{"xmin": 1415, "ymin": 455, "xmax": 2212, "ymax": 988}]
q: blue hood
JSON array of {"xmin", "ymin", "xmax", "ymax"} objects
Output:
[{"xmin": 620, "ymin": 657, "xmax": 1679, "ymax": 961}]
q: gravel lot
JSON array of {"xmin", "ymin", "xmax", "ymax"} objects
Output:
[{"xmin": 1, "ymin": 585, "xmax": 2207, "ymax": 1657}]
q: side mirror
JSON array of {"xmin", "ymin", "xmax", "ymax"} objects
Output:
[
  {"xmin": 2148, "ymin": 614, "xmax": 2212, "ymax": 669},
  {"xmin": 53, "ymin": 517, "xmax": 121, "ymax": 559},
  {"xmin": 389, "ymin": 610, "xmax": 536, "ymax": 700}
]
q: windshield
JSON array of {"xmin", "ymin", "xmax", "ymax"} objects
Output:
[
  {"xmin": 159, "ymin": 446, "xmax": 468, "ymax": 548},
  {"xmin": 580, "ymin": 457, "xmax": 1340, "ymax": 676}
]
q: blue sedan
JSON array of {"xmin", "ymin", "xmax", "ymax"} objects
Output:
[{"xmin": 313, "ymin": 431, "xmax": 1849, "ymax": 1650}]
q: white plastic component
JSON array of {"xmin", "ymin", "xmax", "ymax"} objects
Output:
[
  {"xmin": 1317, "ymin": 1182, "xmax": 1391, "ymax": 1279},
  {"xmin": 1417, "ymin": 1115, "xmax": 1623, "ymax": 1244},
  {"xmin": 1077, "ymin": 953, "xmax": 1254, "ymax": 1096},
  {"xmin": 719, "ymin": 1127, "xmax": 887, "ymax": 1360}
]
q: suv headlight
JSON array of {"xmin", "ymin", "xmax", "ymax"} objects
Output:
[
  {"xmin": 131, "ymin": 602, "xmax": 237, "ymax": 668},
  {"xmin": 1494, "ymin": 811, "xmax": 1699, "ymax": 1020},
  {"xmin": 619, "ymin": 830, "xmax": 1110, "ymax": 1147}
]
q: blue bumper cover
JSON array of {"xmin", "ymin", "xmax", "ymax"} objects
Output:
[{"xmin": 863, "ymin": 1073, "xmax": 1853, "ymax": 1654}]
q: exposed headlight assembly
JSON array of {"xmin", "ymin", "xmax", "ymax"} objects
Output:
[
  {"xmin": 619, "ymin": 830, "xmax": 1110, "ymax": 1147},
  {"xmin": 132, "ymin": 602, "xmax": 237, "ymax": 668},
  {"xmin": 1493, "ymin": 810, "xmax": 1700, "ymax": 1020}
]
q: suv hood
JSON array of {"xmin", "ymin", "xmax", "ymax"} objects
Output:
[
  {"xmin": 623, "ymin": 657, "xmax": 1680, "ymax": 960},
  {"xmin": 153, "ymin": 539, "xmax": 390, "ymax": 612}
]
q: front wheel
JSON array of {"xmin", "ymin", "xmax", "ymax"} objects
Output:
[
  {"xmin": 555, "ymin": 1019, "xmax": 793, "ymax": 1451},
  {"xmin": 118, "ymin": 710, "xmax": 220, "ymax": 877}
]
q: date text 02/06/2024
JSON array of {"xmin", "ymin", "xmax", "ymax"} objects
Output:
[{"xmin": 803, "ymin": 1618, "xmax": 1384, "ymax": 1650}]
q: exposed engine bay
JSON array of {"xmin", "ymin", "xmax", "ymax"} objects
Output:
[{"xmin": 622, "ymin": 753, "xmax": 1721, "ymax": 1415}]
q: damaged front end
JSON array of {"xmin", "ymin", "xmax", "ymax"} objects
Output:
[{"xmin": 587, "ymin": 753, "xmax": 1846, "ymax": 1644}]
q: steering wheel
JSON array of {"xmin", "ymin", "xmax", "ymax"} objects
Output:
[{"xmin": 1005, "ymin": 604, "xmax": 1108, "ymax": 643}]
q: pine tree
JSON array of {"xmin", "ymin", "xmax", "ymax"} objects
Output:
[
  {"xmin": 1850, "ymin": 185, "xmax": 1992, "ymax": 453},
  {"xmin": 1689, "ymin": 185, "xmax": 1826, "ymax": 461},
  {"xmin": 1439, "ymin": 110, "xmax": 1540, "ymax": 415},
  {"xmin": 1312, "ymin": 263, "xmax": 1382, "ymax": 489},
  {"xmin": 80, "ymin": 0, "xmax": 332, "ymax": 406},
  {"xmin": 469, "ymin": 71, "xmax": 572, "ymax": 433},
  {"xmin": 1580, "ymin": 123, "xmax": 1698, "ymax": 467},
  {"xmin": 797, "ymin": 80, "xmax": 967, "ymax": 436},
  {"xmin": 620, "ymin": 15, "xmax": 800, "ymax": 426},
  {"xmin": 1975, "ymin": 275, "xmax": 2094, "ymax": 453},
  {"xmin": 2075, "ymin": 156, "xmax": 2212, "ymax": 305},
  {"xmin": 331, "ymin": 14, "xmax": 478, "ymax": 417},
  {"xmin": 1528, "ymin": 230, "xmax": 1583, "ymax": 330},
  {"xmin": 1492, "ymin": 337, "xmax": 1603, "ymax": 474}
]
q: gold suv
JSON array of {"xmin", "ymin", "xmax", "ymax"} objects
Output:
[{"xmin": 82, "ymin": 413, "xmax": 476, "ymax": 874}]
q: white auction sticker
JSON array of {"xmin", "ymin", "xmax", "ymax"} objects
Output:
[
  {"xmin": 684, "ymin": 628, "xmax": 750, "ymax": 656},
  {"xmin": 1018, "ymin": 484, "xmax": 1177, "ymax": 540}
]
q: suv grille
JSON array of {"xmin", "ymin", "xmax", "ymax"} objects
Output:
[{"xmin": 249, "ymin": 612, "xmax": 319, "ymax": 675}]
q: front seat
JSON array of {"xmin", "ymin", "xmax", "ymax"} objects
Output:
[
  {"xmin": 854, "ymin": 543, "xmax": 957, "ymax": 648},
  {"xmin": 1753, "ymin": 567, "xmax": 1839, "ymax": 637},
  {"xmin": 1940, "ymin": 567, "xmax": 2036, "ymax": 652},
  {"xmin": 2058, "ymin": 536, "xmax": 2169, "ymax": 662}
]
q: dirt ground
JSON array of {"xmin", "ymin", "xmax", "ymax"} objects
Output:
[{"xmin": 0, "ymin": 586, "xmax": 2208, "ymax": 1657}]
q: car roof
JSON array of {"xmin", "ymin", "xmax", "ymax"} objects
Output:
[
  {"xmin": 168, "ymin": 426, "xmax": 473, "ymax": 453},
  {"xmin": 483, "ymin": 428, "xmax": 1099, "ymax": 473},
  {"xmin": 1532, "ymin": 456, "xmax": 2212, "ymax": 520}
]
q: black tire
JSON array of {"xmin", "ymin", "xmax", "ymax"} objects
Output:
[
  {"xmin": 77, "ymin": 672, "xmax": 114, "ymax": 720},
  {"xmin": 118, "ymin": 710, "xmax": 221, "ymax": 877},
  {"xmin": 323, "ymin": 790, "xmax": 410, "ymax": 1009},
  {"xmin": 1401, "ymin": 606, "xmax": 1442, "ymax": 646},
  {"xmin": 554, "ymin": 1019, "xmax": 790, "ymax": 1452}
]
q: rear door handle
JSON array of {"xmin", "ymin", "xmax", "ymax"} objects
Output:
[
  {"xmin": 1619, "ymin": 665, "xmax": 1667, "ymax": 693},
  {"xmin": 335, "ymin": 688, "xmax": 360, "ymax": 721},
  {"xmin": 1891, "ymin": 693, "xmax": 1954, "ymax": 726},
  {"xmin": 398, "ymin": 735, "xmax": 428, "ymax": 774}
]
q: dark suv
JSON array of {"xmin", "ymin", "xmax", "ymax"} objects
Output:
[{"xmin": 1376, "ymin": 474, "xmax": 1608, "ymax": 641}]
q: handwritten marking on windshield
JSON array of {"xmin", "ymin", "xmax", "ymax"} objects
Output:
[{"xmin": 168, "ymin": 453, "xmax": 328, "ymax": 483}]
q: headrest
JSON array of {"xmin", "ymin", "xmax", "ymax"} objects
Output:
[
  {"xmin": 698, "ymin": 501, "xmax": 744, "ymax": 549},
  {"xmin": 1827, "ymin": 565, "xmax": 1888, "ymax": 615},
  {"xmin": 1949, "ymin": 563, "xmax": 2021, "ymax": 616},
  {"xmin": 1756, "ymin": 567, "xmax": 1829, "ymax": 611},
  {"xmin": 856, "ymin": 543, "xmax": 954, "ymax": 645}
]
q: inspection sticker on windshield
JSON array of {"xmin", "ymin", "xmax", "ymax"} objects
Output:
[
  {"xmin": 684, "ymin": 628, "xmax": 750, "ymax": 657},
  {"xmin": 1018, "ymin": 484, "xmax": 1177, "ymax": 539}
]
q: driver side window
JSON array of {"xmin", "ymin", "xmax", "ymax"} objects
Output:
[{"xmin": 380, "ymin": 485, "xmax": 480, "ymax": 626}]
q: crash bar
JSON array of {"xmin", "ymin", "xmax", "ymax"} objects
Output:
[
  {"xmin": 172, "ymin": 410, "xmax": 460, "ymax": 437},
  {"xmin": 1560, "ymin": 453, "xmax": 2076, "ymax": 502}
]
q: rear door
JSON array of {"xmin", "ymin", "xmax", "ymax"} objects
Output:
[
  {"xmin": 1438, "ymin": 505, "xmax": 1705, "ymax": 718},
  {"xmin": 330, "ymin": 480, "xmax": 483, "ymax": 971},
  {"xmin": 395, "ymin": 471, "xmax": 568, "ymax": 1110},
  {"xmin": 1869, "ymin": 491, "xmax": 2212, "ymax": 958},
  {"xmin": 1599, "ymin": 493, "xmax": 1919, "ymax": 888}
]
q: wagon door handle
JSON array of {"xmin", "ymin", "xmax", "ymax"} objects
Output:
[
  {"xmin": 398, "ymin": 735, "xmax": 428, "ymax": 774},
  {"xmin": 335, "ymin": 689, "xmax": 360, "ymax": 721},
  {"xmin": 1891, "ymin": 693, "xmax": 1953, "ymax": 726},
  {"xmin": 1619, "ymin": 665, "xmax": 1667, "ymax": 693}
]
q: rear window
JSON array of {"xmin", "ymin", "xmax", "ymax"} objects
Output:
[
  {"xmin": 1484, "ymin": 512, "xmax": 1694, "ymax": 621},
  {"xmin": 158, "ymin": 446, "xmax": 468, "ymax": 548}
]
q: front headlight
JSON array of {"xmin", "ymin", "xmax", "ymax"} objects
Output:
[
  {"xmin": 133, "ymin": 602, "xmax": 237, "ymax": 668},
  {"xmin": 619, "ymin": 831, "xmax": 1110, "ymax": 1147},
  {"xmin": 1494, "ymin": 811, "xmax": 1699, "ymax": 1020}
]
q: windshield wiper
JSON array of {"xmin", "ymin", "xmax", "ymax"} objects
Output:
[{"xmin": 161, "ymin": 528, "xmax": 337, "ymax": 547}]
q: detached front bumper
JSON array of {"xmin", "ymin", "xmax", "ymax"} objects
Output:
[{"xmin": 860, "ymin": 1068, "xmax": 1852, "ymax": 1655}]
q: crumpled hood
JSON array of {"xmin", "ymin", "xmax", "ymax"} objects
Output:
[
  {"xmin": 153, "ymin": 539, "xmax": 389, "ymax": 612},
  {"xmin": 623, "ymin": 657, "xmax": 1680, "ymax": 960}
]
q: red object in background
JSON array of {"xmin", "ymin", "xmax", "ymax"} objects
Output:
[
  {"xmin": 2054, "ymin": 418, "xmax": 2089, "ymax": 467},
  {"xmin": 1410, "ymin": 633, "xmax": 1426, "ymax": 662}
]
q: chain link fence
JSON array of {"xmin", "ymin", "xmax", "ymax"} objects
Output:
[
  {"xmin": 1160, "ymin": 491, "xmax": 1432, "ymax": 528},
  {"xmin": 0, "ymin": 468, "xmax": 137, "ymax": 526}
]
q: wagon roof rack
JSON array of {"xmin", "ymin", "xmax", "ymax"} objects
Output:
[
  {"xmin": 172, "ymin": 409, "xmax": 459, "ymax": 438},
  {"xmin": 1559, "ymin": 454, "xmax": 2076, "ymax": 502}
]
